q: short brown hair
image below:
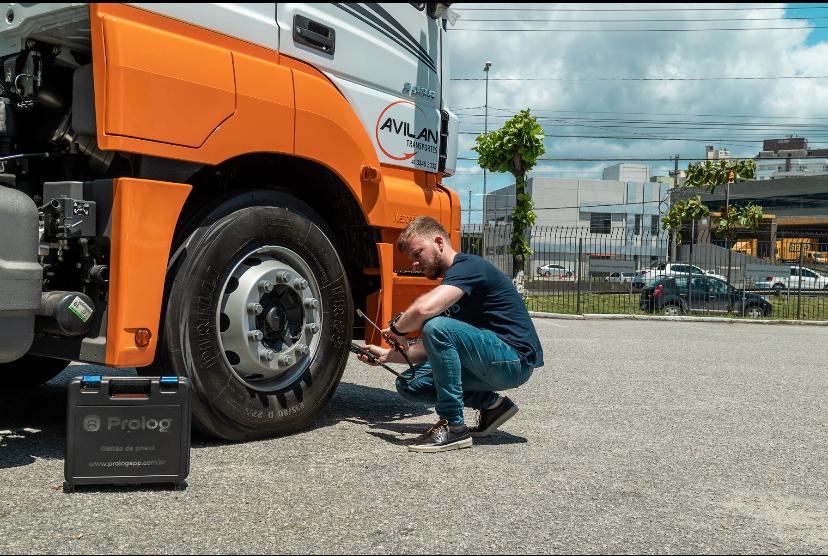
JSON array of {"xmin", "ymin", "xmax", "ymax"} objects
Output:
[{"xmin": 396, "ymin": 216, "xmax": 450, "ymax": 252}]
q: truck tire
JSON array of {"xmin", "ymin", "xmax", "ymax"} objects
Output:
[
  {"xmin": 1, "ymin": 354, "xmax": 70, "ymax": 387},
  {"xmin": 151, "ymin": 191, "xmax": 353, "ymax": 441}
]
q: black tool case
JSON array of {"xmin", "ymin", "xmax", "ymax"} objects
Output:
[{"xmin": 64, "ymin": 375, "xmax": 191, "ymax": 492}]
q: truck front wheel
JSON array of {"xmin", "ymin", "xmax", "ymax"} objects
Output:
[{"xmin": 151, "ymin": 192, "xmax": 353, "ymax": 441}]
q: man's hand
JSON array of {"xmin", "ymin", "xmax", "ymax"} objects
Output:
[
  {"xmin": 381, "ymin": 327, "xmax": 409, "ymax": 352},
  {"xmin": 355, "ymin": 344, "xmax": 391, "ymax": 365}
]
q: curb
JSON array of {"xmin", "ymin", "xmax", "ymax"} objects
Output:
[{"xmin": 528, "ymin": 311, "xmax": 828, "ymax": 326}]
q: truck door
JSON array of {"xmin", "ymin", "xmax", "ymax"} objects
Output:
[{"xmin": 277, "ymin": 4, "xmax": 442, "ymax": 174}]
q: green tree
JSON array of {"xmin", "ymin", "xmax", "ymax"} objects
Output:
[
  {"xmin": 473, "ymin": 109, "xmax": 546, "ymax": 278},
  {"xmin": 662, "ymin": 158, "xmax": 763, "ymax": 292}
]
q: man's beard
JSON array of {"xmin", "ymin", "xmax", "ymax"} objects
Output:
[{"xmin": 422, "ymin": 253, "xmax": 445, "ymax": 280}]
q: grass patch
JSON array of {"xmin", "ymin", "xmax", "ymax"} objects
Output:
[{"xmin": 526, "ymin": 291, "xmax": 828, "ymax": 321}]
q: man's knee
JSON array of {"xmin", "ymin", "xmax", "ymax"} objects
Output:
[
  {"xmin": 396, "ymin": 376, "xmax": 435, "ymax": 404},
  {"xmin": 395, "ymin": 378, "xmax": 419, "ymax": 401},
  {"xmin": 422, "ymin": 315, "xmax": 453, "ymax": 338}
]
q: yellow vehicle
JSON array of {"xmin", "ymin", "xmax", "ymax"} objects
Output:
[
  {"xmin": 732, "ymin": 239, "xmax": 758, "ymax": 257},
  {"xmin": 777, "ymin": 238, "xmax": 816, "ymax": 262}
]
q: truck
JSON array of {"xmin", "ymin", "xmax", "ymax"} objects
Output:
[
  {"xmin": 0, "ymin": 3, "xmax": 460, "ymax": 441},
  {"xmin": 777, "ymin": 237, "xmax": 819, "ymax": 263},
  {"xmin": 753, "ymin": 266, "xmax": 828, "ymax": 294}
]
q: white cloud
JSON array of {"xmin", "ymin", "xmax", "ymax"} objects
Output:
[{"xmin": 443, "ymin": 3, "xmax": 828, "ymax": 221}]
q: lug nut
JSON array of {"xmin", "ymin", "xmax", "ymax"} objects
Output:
[
  {"xmin": 248, "ymin": 330, "xmax": 263, "ymax": 341},
  {"xmin": 260, "ymin": 349, "xmax": 275, "ymax": 361},
  {"xmin": 292, "ymin": 278, "xmax": 309, "ymax": 290},
  {"xmin": 295, "ymin": 344, "xmax": 309, "ymax": 355},
  {"xmin": 304, "ymin": 298, "xmax": 318, "ymax": 309},
  {"xmin": 258, "ymin": 280, "xmax": 273, "ymax": 293},
  {"xmin": 247, "ymin": 303, "xmax": 263, "ymax": 315},
  {"xmin": 305, "ymin": 323, "xmax": 319, "ymax": 334},
  {"xmin": 275, "ymin": 271, "xmax": 290, "ymax": 283},
  {"xmin": 279, "ymin": 354, "xmax": 294, "ymax": 366}
]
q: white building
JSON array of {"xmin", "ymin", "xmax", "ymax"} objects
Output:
[
  {"xmin": 755, "ymin": 158, "xmax": 828, "ymax": 181},
  {"xmin": 483, "ymin": 168, "xmax": 671, "ymax": 269},
  {"xmin": 601, "ymin": 163, "xmax": 649, "ymax": 182},
  {"xmin": 705, "ymin": 145, "xmax": 731, "ymax": 160},
  {"xmin": 485, "ymin": 176, "xmax": 669, "ymax": 232},
  {"xmin": 755, "ymin": 137, "xmax": 828, "ymax": 180}
]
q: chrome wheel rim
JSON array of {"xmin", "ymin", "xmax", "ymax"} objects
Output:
[{"xmin": 216, "ymin": 246, "xmax": 322, "ymax": 392}]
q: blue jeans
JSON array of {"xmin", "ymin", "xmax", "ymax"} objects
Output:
[{"xmin": 395, "ymin": 316, "xmax": 534, "ymax": 426}]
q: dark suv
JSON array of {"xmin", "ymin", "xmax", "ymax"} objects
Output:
[{"xmin": 640, "ymin": 276, "xmax": 772, "ymax": 318}]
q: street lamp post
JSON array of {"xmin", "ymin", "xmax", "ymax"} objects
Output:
[{"xmin": 482, "ymin": 61, "xmax": 491, "ymax": 256}]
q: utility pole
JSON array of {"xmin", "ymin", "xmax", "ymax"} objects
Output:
[
  {"xmin": 725, "ymin": 170, "xmax": 734, "ymax": 293},
  {"xmin": 467, "ymin": 190, "xmax": 472, "ymax": 228},
  {"xmin": 640, "ymin": 182, "xmax": 646, "ymax": 270},
  {"xmin": 481, "ymin": 61, "xmax": 491, "ymax": 259},
  {"xmin": 483, "ymin": 61, "xmax": 492, "ymax": 216},
  {"xmin": 670, "ymin": 154, "xmax": 680, "ymax": 262}
]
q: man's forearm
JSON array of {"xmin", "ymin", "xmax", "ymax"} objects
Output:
[
  {"xmin": 393, "ymin": 303, "xmax": 431, "ymax": 336},
  {"xmin": 385, "ymin": 342, "xmax": 427, "ymax": 364}
]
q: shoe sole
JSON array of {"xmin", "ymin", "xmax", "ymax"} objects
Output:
[
  {"xmin": 470, "ymin": 404, "xmax": 519, "ymax": 438},
  {"xmin": 408, "ymin": 437, "xmax": 473, "ymax": 453}
]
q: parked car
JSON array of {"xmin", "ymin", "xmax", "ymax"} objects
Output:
[
  {"xmin": 638, "ymin": 262, "xmax": 726, "ymax": 283},
  {"xmin": 536, "ymin": 263, "xmax": 574, "ymax": 277},
  {"xmin": 604, "ymin": 272, "xmax": 638, "ymax": 283},
  {"xmin": 753, "ymin": 265, "xmax": 828, "ymax": 295},
  {"xmin": 640, "ymin": 276, "xmax": 772, "ymax": 318}
]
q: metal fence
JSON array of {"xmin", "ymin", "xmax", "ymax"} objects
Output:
[{"xmin": 461, "ymin": 224, "xmax": 828, "ymax": 321}]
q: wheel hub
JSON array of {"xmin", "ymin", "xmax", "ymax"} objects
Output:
[{"xmin": 216, "ymin": 246, "xmax": 322, "ymax": 391}]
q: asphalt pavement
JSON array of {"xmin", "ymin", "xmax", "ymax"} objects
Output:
[{"xmin": 1, "ymin": 318, "xmax": 826, "ymax": 554}]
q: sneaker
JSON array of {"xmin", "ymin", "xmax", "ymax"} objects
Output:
[
  {"xmin": 408, "ymin": 419, "xmax": 472, "ymax": 453},
  {"xmin": 470, "ymin": 396, "xmax": 519, "ymax": 437}
]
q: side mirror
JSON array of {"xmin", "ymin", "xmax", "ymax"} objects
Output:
[{"xmin": 427, "ymin": 2, "xmax": 453, "ymax": 20}]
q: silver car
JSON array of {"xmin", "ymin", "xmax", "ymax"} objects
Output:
[{"xmin": 604, "ymin": 272, "xmax": 637, "ymax": 283}]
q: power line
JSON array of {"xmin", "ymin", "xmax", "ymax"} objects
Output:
[
  {"xmin": 452, "ymin": 76, "xmax": 828, "ymax": 81},
  {"xmin": 461, "ymin": 16, "xmax": 828, "ymax": 23},
  {"xmin": 458, "ymin": 112, "xmax": 828, "ymax": 122},
  {"xmin": 453, "ymin": 6, "xmax": 828, "ymax": 12},
  {"xmin": 449, "ymin": 25, "xmax": 828, "ymax": 32},
  {"xmin": 457, "ymin": 115, "xmax": 828, "ymax": 129},
  {"xmin": 458, "ymin": 156, "xmax": 696, "ymax": 161},
  {"xmin": 452, "ymin": 106, "xmax": 828, "ymax": 121},
  {"xmin": 459, "ymin": 132, "xmax": 828, "ymax": 143},
  {"xmin": 457, "ymin": 156, "xmax": 828, "ymax": 162},
  {"xmin": 457, "ymin": 131, "xmax": 781, "ymax": 143}
]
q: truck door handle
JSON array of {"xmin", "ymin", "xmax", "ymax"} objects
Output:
[{"xmin": 294, "ymin": 15, "xmax": 336, "ymax": 54}]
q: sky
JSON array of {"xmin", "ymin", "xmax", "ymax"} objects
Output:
[{"xmin": 442, "ymin": 3, "xmax": 828, "ymax": 223}]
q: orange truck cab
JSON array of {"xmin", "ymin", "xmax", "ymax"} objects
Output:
[{"xmin": 0, "ymin": 3, "xmax": 460, "ymax": 440}]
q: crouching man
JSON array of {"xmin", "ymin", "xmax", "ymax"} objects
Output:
[{"xmin": 356, "ymin": 216, "xmax": 543, "ymax": 453}]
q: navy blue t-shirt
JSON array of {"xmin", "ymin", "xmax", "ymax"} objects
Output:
[{"xmin": 441, "ymin": 253, "xmax": 544, "ymax": 368}]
